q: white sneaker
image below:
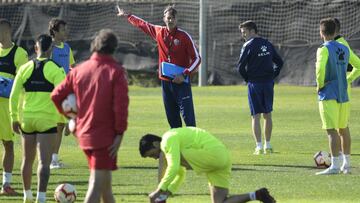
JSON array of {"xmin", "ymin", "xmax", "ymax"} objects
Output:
[
  {"xmin": 50, "ymin": 160, "xmax": 65, "ymax": 169},
  {"xmin": 340, "ymin": 166, "xmax": 351, "ymax": 174},
  {"xmin": 316, "ymin": 168, "xmax": 340, "ymax": 175},
  {"xmin": 253, "ymin": 147, "xmax": 263, "ymax": 155}
]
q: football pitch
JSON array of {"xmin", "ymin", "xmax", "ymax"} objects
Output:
[{"xmin": 1, "ymin": 85, "xmax": 360, "ymax": 203}]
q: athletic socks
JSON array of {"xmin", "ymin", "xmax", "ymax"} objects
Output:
[
  {"xmin": 52, "ymin": 154, "xmax": 59, "ymax": 162},
  {"xmin": 36, "ymin": 191, "xmax": 46, "ymax": 203},
  {"xmin": 24, "ymin": 190, "xmax": 33, "ymax": 201},
  {"xmin": 256, "ymin": 142, "xmax": 262, "ymax": 149},
  {"xmin": 2, "ymin": 172, "xmax": 12, "ymax": 185},
  {"xmin": 330, "ymin": 156, "xmax": 340, "ymax": 169},
  {"xmin": 265, "ymin": 141, "xmax": 272, "ymax": 149},
  {"xmin": 249, "ymin": 191, "xmax": 256, "ymax": 200},
  {"xmin": 342, "ymin": 154, "xmax": 350, "ymax": 168}
]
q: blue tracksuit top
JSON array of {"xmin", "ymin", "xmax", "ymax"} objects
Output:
[
  {"xmin": 237, "ymin": 37, "xmax": 283, "ymax": 82},
  {"xmin": 318, "ymin": 41, "xmax": 349, "ymax": 103}
]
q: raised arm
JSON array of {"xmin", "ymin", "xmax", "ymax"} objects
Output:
[{"xmin": 116, "ymin": 5, "xmax": 159, "ymax": 40}]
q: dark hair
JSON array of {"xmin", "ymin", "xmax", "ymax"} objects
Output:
[
  {"xmin": 0, "ymin": 18, "xmax": 11, "ymax": 28},
  {"xmin": 333, "ymin": 18, "xmax": 340, "ymax": 34},
  {"xmin": 36, "ymin": 34, "xmax": 53, "ymax": 52},
  {"xmin": 139, "ymin": 134, "xmax": 162, "ymax": 157},
  {"xmin": 90, "ymin": 29, "xmax": 118, "ymax": 54},
  {"xmin": 163, "ymin": 5, "xmax": 177, "ymax": 17},
  {"xmin": 48, "ymin": 18, "xmax": 66, "ymax": 37},
  {"xmin": 320, "ymin": 18, "xmax": 336, "ymax": 37},
  {"xmin": 239, "ymin": 20, "xmax": 258, "ymax": 34}
]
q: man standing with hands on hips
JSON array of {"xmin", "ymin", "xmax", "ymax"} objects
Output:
[
  {"xmin": 116, "ymin": 5, "xmax": 201, "ymax": 128},
  {"xmin": 237, "ymin": 21, "xmax": 283, "ymax": 155}
]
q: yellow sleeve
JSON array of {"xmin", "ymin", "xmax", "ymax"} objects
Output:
[
  {"xmin": 69, "ymin": 48, "xmax": 75, "ymax": 66},
  {"xmin": 9, "ymin": 62, "xmax": 30, "ymax": 122},
  {"xmin": 158, "ymin": 136, "xmax": 181, "ymax": 191},
  {"xmin": 347, "ymin": 49, "xmax": 360, "ymax": 83},
  {"xmin": 316, "ymin": 47, "xmax": 328, "ymax": 90},
  {"xmin": 44, "ymin": 61, "xmax": 66, "ymax": 86},
  {"xmin": 14, "ymin": 47, "xmax": 29, "ymax": 73},
  {"xmin": 167, "ymin": 166, "xmax": 186, "ymax": 193},
  {"xmin": 335, "ymin": 37, "xmax": 360, "ymax": 83}
]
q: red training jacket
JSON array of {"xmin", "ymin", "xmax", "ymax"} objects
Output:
[
  {"xmin": 127, "ymin": 14, "xmax": 201, "ymax": 80},
  {"xmin": 51, "ymin": 53, "xmax": 129, "ymax": 150}
]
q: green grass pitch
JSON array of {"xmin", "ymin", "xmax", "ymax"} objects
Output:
[{"xmin": 1, "ymin": 85, "xmax": 360, "ymax": 202}]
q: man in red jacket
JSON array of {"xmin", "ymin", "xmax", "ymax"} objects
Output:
[
  {"xmin": 51, "ymin": 29, "xmax": 129, "ymax": 203},
  {"xmin": 117, "ymin": 5, "xmax": 201, "ymax": 128}
]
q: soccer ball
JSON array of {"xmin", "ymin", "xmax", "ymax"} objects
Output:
[
  {"xmin": 61, "ymin": 94, "xmax": 77, "ymax": 118},
  {"xmin": 54, "ymin": 183, "xmax": 77, "ymax": 203},
  {"xmin": 313, "ymin": 151, "xmax": 331, "ymax": 168}
]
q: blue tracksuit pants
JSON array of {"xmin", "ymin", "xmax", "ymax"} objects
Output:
[{"xmin": 161, "ymin": 80, "xmax": 196, "ymax": 128}]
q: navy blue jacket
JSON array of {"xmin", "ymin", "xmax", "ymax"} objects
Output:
[{"xmin": 237, "ymin": 37, "xmax": 283, "ymax": 82}]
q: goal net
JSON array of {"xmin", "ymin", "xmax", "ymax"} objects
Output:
[{"xmin": 1, "ymin": 0, "xmax": 360, "ymax": 85}]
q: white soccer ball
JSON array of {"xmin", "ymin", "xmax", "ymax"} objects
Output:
[
  {"xmin": 313, "ymin": 151, "xmax": 331, "ymax": 169},
  {"xmin": 61, "ymin": 94, "xmax": 77, "ymax": 118},
  {"xmin": 54, "ymin": 183, "xmax": 77, "ymax": 203}
]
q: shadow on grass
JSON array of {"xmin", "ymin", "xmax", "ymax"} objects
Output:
[
  {"xmin": 49, "ymin": 180, "xmax": 89, "ymax": 186},
  {"xmin": 115, "ymin": 192, "xmax": 208, "ymax": 196},
  {"xmin": 121, "ymin": 166, "xmax": 158, "ymax": 170},
  {"xmin": 233, "ymin": 163, "xmax": 315, "ymax": 170}
]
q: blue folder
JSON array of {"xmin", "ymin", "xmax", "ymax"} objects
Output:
[
  {"xmin": 161, "ymin": 62, "xmax": 189, "ymax": 83},
  {"xmin": 0, "ymin": 76, "xmax": 14, "ymax": 98}
]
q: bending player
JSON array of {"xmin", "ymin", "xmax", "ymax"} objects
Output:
[{"xmin": 139, "ymin": 127, "xmax": 276, "ymax": 203}]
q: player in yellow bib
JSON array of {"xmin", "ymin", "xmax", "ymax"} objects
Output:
[
  {"xmin": 139, "ymin": 127, "xmax": 275, "ymax": 203},
  {"xmin": 9, "ymin": 34, "xmax": 66, "ymax": 203},
  {"xmin": 315, "ymin": 18, "xmax": 351, "ymax": 175},
  {"xmin": 331, "ymin": 18, "xmax": 360, "ymax": 175},
  {"xmin": 0, "ymin": 18, "xmax": 28, "ymax": 195},
  {"xmin": 48, "ymin": 18, "xmax": 76, "ymax": 169}
]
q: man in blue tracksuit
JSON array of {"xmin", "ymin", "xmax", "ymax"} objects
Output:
[{"xmin": 237, "ymin": 20, "xmax": 283, "ymax": 155}]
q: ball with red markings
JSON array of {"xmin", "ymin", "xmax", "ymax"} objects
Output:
[
  {"xmin": 313, "ymin": 151, "xmax": 331, "ymax": 169},
  {"xmin": 54, "ymin": 183, "xmax": 77, "ymax": 203}
]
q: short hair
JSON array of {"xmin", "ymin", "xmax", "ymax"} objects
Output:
[
  {"xmin": 333, "ymin": 18, "xmax": 340, "ymax": 33},
  {"xmin": 163, "ymin": 5, "xmax": 177, "ymax": 17},
  {"xmin": 48, "ymin": 18, "xmax": 66, "ymax": 37},
  {"xmin": 0, "ymin": 18, "xmax": 11, "ymax": 29},
  {"xmin": 90, "ymin": 29, "xmax": 118, "ymax": 54},
  {"xmin": 36, "ymin": 34, "xmax": 53, "ymax": 52},
  {"xmin": 320, "ymin": 18, "xmax": 336, "ymax": 37},
  {"xmin": 139, "ymin": 134, "xmax": 162, "ymax": 157},
  {"xmin": 239, "ymin": 20, "xmax": 258, "ymax": 34}
]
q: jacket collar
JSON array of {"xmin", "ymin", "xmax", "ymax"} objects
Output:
[{"xmin": 90, "ymin": 52, "xmax": 115, "ymax": 62}]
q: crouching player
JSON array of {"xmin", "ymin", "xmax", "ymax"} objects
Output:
[{"xmin": 139, "ymin": 127, "xmax": 276, "ymax": 203}]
